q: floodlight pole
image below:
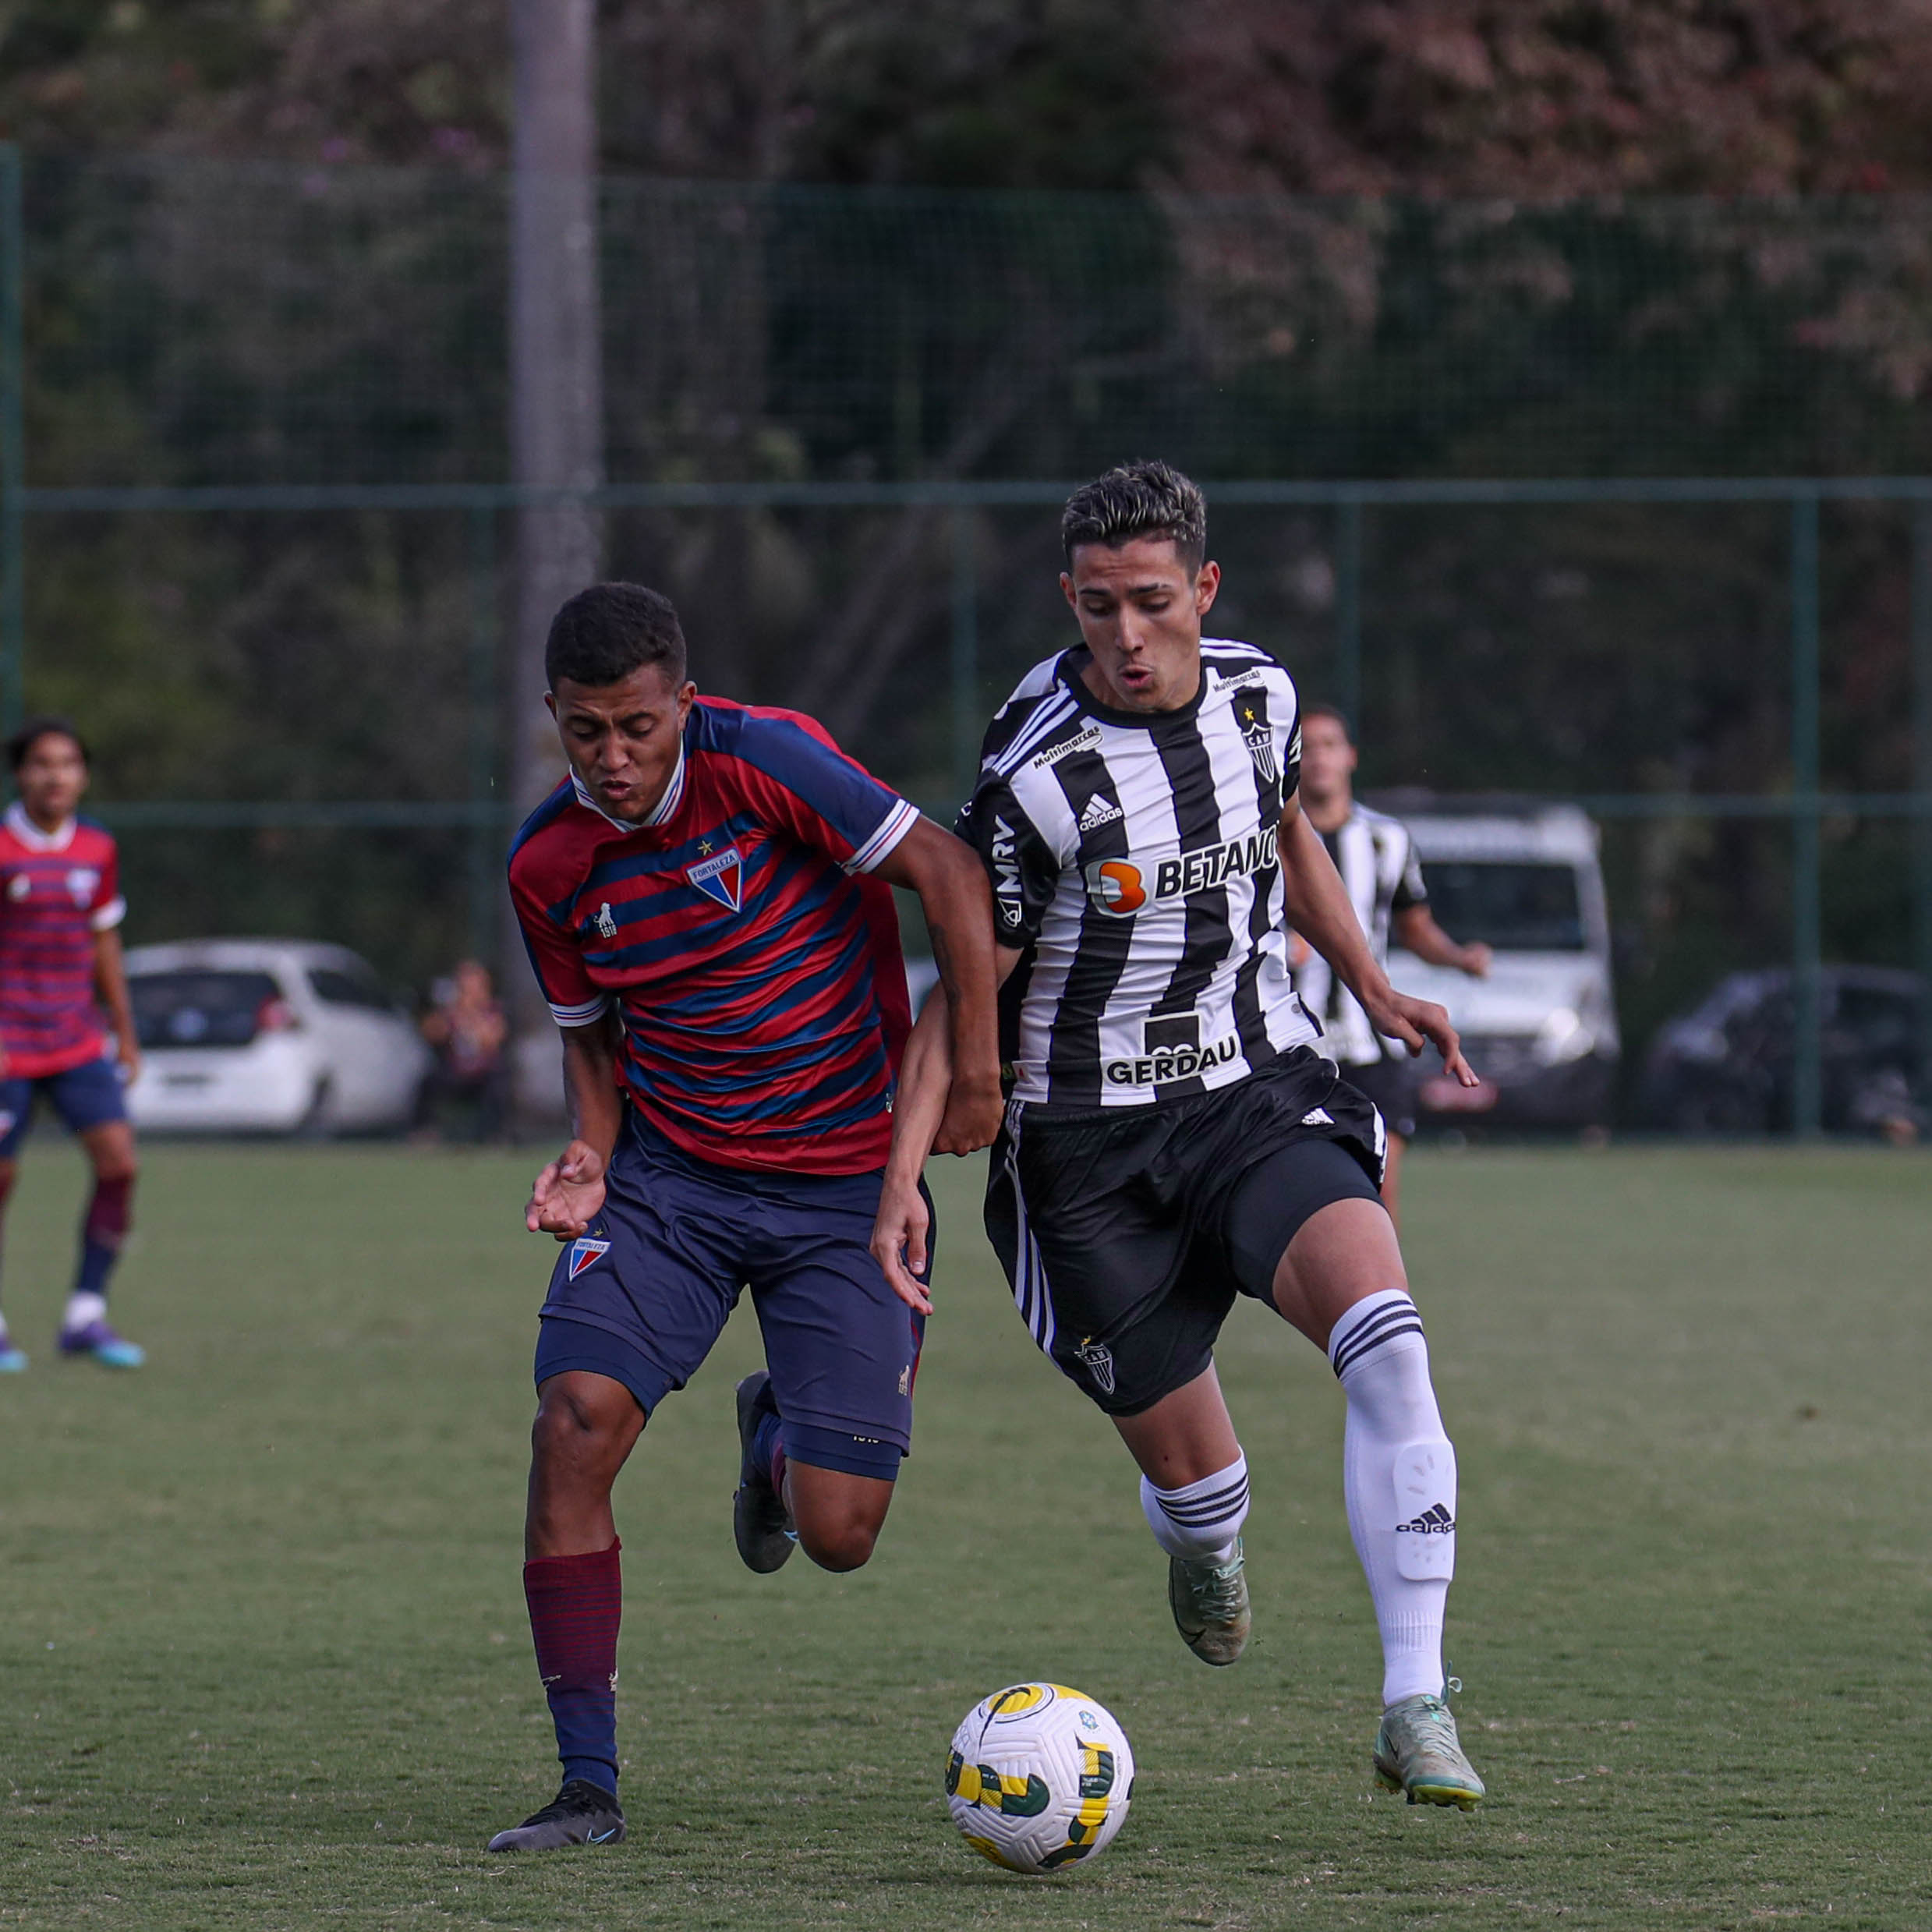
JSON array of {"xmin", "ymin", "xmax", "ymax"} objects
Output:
[
  {"xmin": 1789, "ymin": 494, "xmax": 1823, "ymax": 1139},
  {"xmin": 1333, "ymin": 497, "xmax": 1362, "ymax": 730},
  {"xmin": 950, "ymin": 507, "xmax": 978, "ymax": 809},
  {"xmin": 507, "ymin": 0, "xmax": 602, "ymax": 1049},
  {"xmin": 1912, "ymin": 500, "xmax": 1932, "ymax": 1092},
  {"xmin": 0, "ymin": 143, "xmax": 22, "ymax": 738}
]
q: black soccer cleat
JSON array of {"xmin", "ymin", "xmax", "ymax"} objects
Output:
[
  {"xmin": 733, "ymin": 1370, "xmax": 797, "ymax": 1573},
  {"xmin": 484, "ymin": 1778, "xmax": 627, "ymax": 1852}
]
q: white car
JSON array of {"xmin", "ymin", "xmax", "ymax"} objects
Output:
[
  {"xmin": 124, "ymin": 939, "xmax": 431, "ymax": 1136},
  {"xmin": 1381, "ymin": 801, "xmax": 1619, "ymax": 1129}
]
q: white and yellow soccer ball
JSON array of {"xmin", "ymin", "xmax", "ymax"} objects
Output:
[{"xmin": 944, "ymin": 1683, "xmax": 1134, "ymax": 1874}]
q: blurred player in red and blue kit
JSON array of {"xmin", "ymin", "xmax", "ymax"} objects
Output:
[
  {"xmin": 487, "ymin": 584, "xmax": 999, "ymax": 1852},
  {"xmin": 0, "ymin": 719, "xmax": 143, "ymax": 1372}
]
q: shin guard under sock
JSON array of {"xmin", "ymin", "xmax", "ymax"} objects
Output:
[
  {"xmin": 1328, "ymin": 1290, "xmax": 1456, "ymax": 1707},
  {"xmin": 524, "ymin": 1538, "xmax": 621, "ymax": 1795}
]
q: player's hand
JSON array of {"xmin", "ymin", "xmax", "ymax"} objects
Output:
[
  {"xmin": 1366, "ymin": 989, "xmax": 1479, "ymax": 1088},
  {"xmin": 116, "ymin": 1040, "xmax": 141, "ymax": 1084},
  {"xmin": 869, "ymin": 1173, "xmax": 935, "ymax": 1315},
  {"xmin": 932, "ymin": 1070, "xmax": 1001, "ymax": 1156},
  {"xmin": 1460, "ymin": 943, "xmax": 1493, "ymax": 979},
  {"xmin": 526, "ymin": 1139, "xmax": 608, "ymax": 1240}
]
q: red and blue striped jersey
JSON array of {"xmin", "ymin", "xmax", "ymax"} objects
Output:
[
  {"xmin": 508, "ymin": 697, "xmax": 919, "ymax": 1177},
  {"xmin": 0, "ymin": 804, "xmax": 125, "ymax": 1078}
]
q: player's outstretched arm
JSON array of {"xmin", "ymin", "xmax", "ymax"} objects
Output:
[
  {"xmin": 1392, "ymin": 904, "xmax": 1491, "ymax": 978},
  {"xmin": 872, "ymin": 946, "xmax": 1025, "ymax": 1311},
  {"xmin": 526, "ymin": 1013, "xmax": 625, "ymax": 1240},
  {"xmin": 872, "ymin": 817, "xmax": 1003, "ymax": 1155},
  {"xmin": 1276, "ymin": 795, "xmax": 1479, "ymax": 1087}
]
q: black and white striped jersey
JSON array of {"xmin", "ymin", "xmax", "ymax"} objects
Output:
[
  {"xmin": 957, "ymin": 639, "xmax": 1318, "ymax": 1110},
  {"xmin": 1290, "ymin": 803, "xmax": 1427, "ymax": 1067}
]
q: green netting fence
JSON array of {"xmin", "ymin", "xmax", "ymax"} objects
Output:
[{"xmin": 6, "ymin": 148, "xmax": 1932, "ymax": 1130}]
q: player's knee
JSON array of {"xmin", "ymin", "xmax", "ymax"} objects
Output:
[
  {"xmin": 95, "ymin": 1152, "xmax": 136, "ymax": 1186},
  {"xmin": 794, "ymin": 1496, "xmax": 886, "ymax": 1573},
  {"xmin": 530, "ymin": 1378, "xmax": 633, "ymax": 1468}
]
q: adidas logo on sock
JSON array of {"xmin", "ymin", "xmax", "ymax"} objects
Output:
[
  {"xmin": 1396, "ymin": 1503, "xmax": 1456, "ymax": 1535},
  {"xmin": 1078, "ymin": 793, "xmax": 1123, "ymax": 830}
]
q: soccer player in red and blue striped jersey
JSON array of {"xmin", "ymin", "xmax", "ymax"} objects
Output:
[
  {"xmin": 0, "ymin": 720, "xmax": 143, "ymax": 1372},
  {"xmin": 486, "ymin": 583, "xmax": 999, "ymax": 1853}
]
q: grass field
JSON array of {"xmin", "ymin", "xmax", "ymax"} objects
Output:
[{"xmin": 0, "ymin": 1140, "xmax": 1927, "ymax": 1930}]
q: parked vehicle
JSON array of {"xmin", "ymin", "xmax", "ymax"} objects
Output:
[
  {"xmin": 1376, "ymin": 799, "xmax": 1619, "ymax": 1129},
  {"xmin": 124, "ymin": 939, "xmax": 430, "ymax": 1135},
  {"xmin": 1639, "ymin": 965, "xmax": 1927, "ymax": 1138}
]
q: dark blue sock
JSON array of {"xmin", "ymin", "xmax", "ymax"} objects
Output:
[{"xmin": 751, "ymin": 1407, "xmax": 784, "ymax": 1488}]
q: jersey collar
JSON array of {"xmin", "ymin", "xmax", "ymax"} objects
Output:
[
  {"xmin": 1057, "ymin": 646, "xmax": 1207, "ymax": 729},
  {"xmin": 3, "ymin": 800, "xmax": 77, "ymax": 851},
  {"xmin": 568, "ymin": 740, "xmax": 686, "ymax": 834}
]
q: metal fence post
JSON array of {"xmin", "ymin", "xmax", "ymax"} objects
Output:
[
  {"xmin": 467, "ymin": 504, "xmax": 499, "ymax": 966},
  {"xmin": 1790, "ymin": 494, "xmax": 1823, "ymax": 1138},
  {"xmin": 1912, "ymin": 499, "xmax": 1932, "ymax": 1088},
  {"xmin": 1333, "ymin": 496, "xmax": 1362, "ymax": 727},
  {"xmin": 950, "ymin": 504, "xmax": 978, "ymax": 809},
  {"xmin": 0, "ymin": 144, "xmax": 22, "ymax": 738}
]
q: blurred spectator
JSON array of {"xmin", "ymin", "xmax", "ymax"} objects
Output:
[{"xmin": 416, "ymin": 959, "xmax": 509, "ymax": 1142}]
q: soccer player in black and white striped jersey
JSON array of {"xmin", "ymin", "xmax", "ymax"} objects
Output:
[
  {"xmin": 1290, "ymin": 704, "xmax": 1491, "ymax": 1228},
  {"xmin": 872, "ymin": 462, "xmax": 1488, "ymax": 1809}
]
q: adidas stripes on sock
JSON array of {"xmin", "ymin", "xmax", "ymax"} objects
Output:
[
  {"xmin": 1140, "ymin": 1453, "xmax": 1250, "ymax": 1562},
  {"xmin": 1328, "ymin": 1289, "xmax": 1456, "ymax": 1708}
]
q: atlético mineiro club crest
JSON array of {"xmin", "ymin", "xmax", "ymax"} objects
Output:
[
  {"xmin": 685, "ymin": 843, "xmax": 745, "ymax": 912},
  {"xmin": 567, "ymin": 1237, "xmax": 611, "ymax": 1279}
]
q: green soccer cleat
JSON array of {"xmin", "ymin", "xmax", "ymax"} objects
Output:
[
  {"xmin": 1373, "ymin": 1692, "xmax": 1485, "ymax": 1810},
  {"xmin": 1167, "ymin": 1537, "xmax": 1251, "ymax": 1666}
]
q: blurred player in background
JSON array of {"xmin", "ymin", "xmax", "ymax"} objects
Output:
[
  {"xmin": 489, "ymin": 584, "xmax": 998, "ymax": 1853},
  {"xmin": 875, "ymin": 462, "xmax": 1486, "ymax": 1810},
  {"xmin": 1290, "ymin": 704, "xmax": 1490, "ymax": 1226},
  {"xmin": 0, "ymin": 720, "xmax": 143, "ymax": 1372}
]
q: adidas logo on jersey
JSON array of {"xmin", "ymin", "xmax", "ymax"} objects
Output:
[{"xmin": 1077, "ymin": 793, "xmax": 1123, "ymax": 831}]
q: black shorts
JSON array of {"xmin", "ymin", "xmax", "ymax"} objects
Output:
[
  {"xmin": 983, "ymin": 1048, "xmax": 1389, "ymax": 1417},
  {"xmin": 1342, "ymin": 1054, "xmax": 1421, "ymax": 1140}
]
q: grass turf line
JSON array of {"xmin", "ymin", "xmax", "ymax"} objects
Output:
[{"xmin": 0, "ymin": 1143, "xmax": 1926, "ymax": 1930}]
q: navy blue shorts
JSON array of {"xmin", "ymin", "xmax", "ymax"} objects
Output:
[
  {"xmin": 0, "ymin": 1056, "xmax": 127, "ymax": 1160},
  {"xmin": 533, "ymin": 1113, "xmax": 931, "ymax": 1482}
]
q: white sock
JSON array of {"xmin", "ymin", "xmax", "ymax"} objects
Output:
[
  {"xmin": 1140, "ymin": 1453, "xmax": 1250, "ymax": 1563},
  {"xmin": 1329, "ymin": 1290, "xmax": 1455, "ymax": 1707},
  {"xmin": 64, "ymin": 1290, "xmax": 106, "ymax": 1330}
]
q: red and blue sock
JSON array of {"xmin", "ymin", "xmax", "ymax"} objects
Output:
[
  {"xmin": 751, "ymin": 1407, "xmax": 787, "ymax": 1499},
  {"xmin": 75, "ymin": 1173, "xmax": 133, "ymax": 1299},
  {"xmin": 523, "ymin": 1537, "xmax": 621, "ymax": 1796}
]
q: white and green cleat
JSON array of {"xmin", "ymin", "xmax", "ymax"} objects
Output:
[
  {"xmin": 1167, "ymin": 1537, "xmax": 1251, "ymax": 1666},
  {"xmin": 1373, "ymin": 1693, "xmax": 1485, "ymax": 1810}
]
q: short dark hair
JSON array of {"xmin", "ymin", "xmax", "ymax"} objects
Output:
[
  {"xmin": 1300, "ymin": 701, "xmax": 1353, "ymax": 743},
  {"xmin": 8, "ymin": 716, "xmax": 88, "ymax": 770},
  {"xmin": 1060, "ymin": 459, "xmax": 1208, "ymax": 572},
  {"xmin": 545, "ymin": 582, "xmax": 688, "ymax": 692}
]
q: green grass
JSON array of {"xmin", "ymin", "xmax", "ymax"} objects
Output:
[{"xmin": 1, "ymin": 1141, "xmax": 1927, "ymax": 1930}]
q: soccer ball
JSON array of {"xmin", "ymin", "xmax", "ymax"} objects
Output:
[{"xmin": 944, "ymin": 1682, "xmax": 1135, "ymax": 1874}]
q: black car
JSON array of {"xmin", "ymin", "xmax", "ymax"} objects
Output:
[{"xmin": 1640, "ymin": 965, "xmax": 1929, "ymax": 1137}]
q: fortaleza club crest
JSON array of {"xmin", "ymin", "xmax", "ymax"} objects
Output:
[
  {"xmin": 685, "ymin": 843, "xmax": 745, "ymax": 911},
  {"xmin": 567, "ymin": 1237, "xmax": 611, "ymax": 1279}
]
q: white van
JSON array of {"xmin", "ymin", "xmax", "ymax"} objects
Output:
[{"xmin": 1372, "ymin": 799, "xmax": 1619, "ymax": 1129}]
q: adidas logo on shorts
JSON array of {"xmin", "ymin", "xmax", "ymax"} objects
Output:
[{"xmin": 1078, "ymin": 793, "xmax": 1123, "ymax": 831}]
